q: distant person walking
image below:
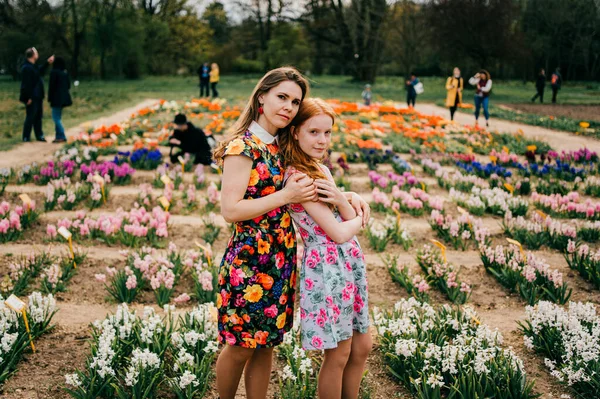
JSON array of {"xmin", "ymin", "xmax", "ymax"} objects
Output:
[
  {"xmin": 210, "ymin": 63, "xmax": 220, "ymax": 98},
  {"xmin": 48, "ymin": 56, "xmax": 72, "ymax": 143},
  {"xmin": 469, "ymin": 70, "xmax": 492, "ymax": 127},
  {"xmin": 551, "ymin": 67, "xmax": 562, "ymax": 104},
  {"xmin": 531, "ymin": 68, "xmax": 546, "ymax": 103},
  {"xmin": 198, "ymin": 62, "xmax": 210, "ymax": 97},
  {"xmin": 362, "ymin": 84, "xmax": 372, "ymax": 105},
  {"xmin": 445, "ymin": 67, "xmax": 463, "ymax": 121},
  {"xmin": 405, "ymin": 72, "xmax": 419, "ymax": 108},
  {"xmin": 20, "ymin": 47, "xmax": 54, "ymax": 142}
]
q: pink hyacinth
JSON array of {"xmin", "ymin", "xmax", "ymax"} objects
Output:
[
  {"xmin": 47, "ymin": 224, "xmax": 57, "ymax": 238},
  {"xmin": 0, "ymin": 219, "xmax": 9, "ymax": 234},
  {"xmin": 207, "ymin": 182, "xmax": 220, "ymax": 204},
  {"xmin": 125, "ymin": 274, "xmax": 137, "ymax": 290},
  {"xmin": 95, "ymin": 273, "xmax": 107, "ymax": 283},
  {"xmin": 174, "ymin": 293, "xmax": 191, "ymax": 303}
]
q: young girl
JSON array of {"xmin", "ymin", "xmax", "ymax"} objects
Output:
[
  {"xmin": 279, "ymin": 98, "xmax": 372, "ymax": 399},
  {"xmin": 213, "ymin": 67, "xmax": 316, "ymax": 399}
]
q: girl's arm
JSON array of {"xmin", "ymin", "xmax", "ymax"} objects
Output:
[
  {"xmin": 315, "ymin": 166, "xmax": 356, "ymax": 221},
  {"xmin": 468, "ymin": 76, "xmax": 479, "ymax": 86},
  {"xmin": 220, "ymin": 155, "xmax": 316, "ymax": 223},
  {"xmin": 481, "ymin": 79, "xmax": 492, "ymax": 93},
  {"xmin": 301, "ymin": 200, "xmax": 362, "ymax": 244}
]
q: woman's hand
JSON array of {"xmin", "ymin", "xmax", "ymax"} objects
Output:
[
  {"xmin": 348, "ymin": 192, "xmax": 370, "ymax": 227},
  {"xmin": 315, "ymin": 178, "xmax": 349, "ymax": 207},
  {"xmin": 284, "ymin": 173, "xmax": 317, "ymax": 204}
]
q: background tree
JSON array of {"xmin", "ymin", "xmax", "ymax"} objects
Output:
[{"xmin": 0, "ymin": 0, "xmax": 598, "ymax": 81}]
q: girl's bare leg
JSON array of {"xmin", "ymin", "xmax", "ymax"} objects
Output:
[
  {"xmin": 342, "ymin": 331, "xmax": 373, "ymax": 399},
  {"xmin": 318, "ymin": 338, "xmax": 353, "ymax": 399}
]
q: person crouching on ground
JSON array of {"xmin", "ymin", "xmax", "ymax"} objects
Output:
[{"xmin": 169, "ymin": 113, "xmax": 212, "ymax": 168}]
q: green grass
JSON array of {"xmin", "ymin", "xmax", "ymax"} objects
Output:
[{"xmin": 1, "ymin": 74, "xmax": 599, "ymax": 151}]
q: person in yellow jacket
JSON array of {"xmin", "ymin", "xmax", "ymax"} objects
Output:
[
  {"xmin": 210, "ymin": 63, "xmax": 220, "ymax": 98},
  {"xmin": 445, "ymin": 67, "xmax": 463, "ymax": 121}
]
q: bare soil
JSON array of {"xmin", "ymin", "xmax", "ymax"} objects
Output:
[
  {"xmin": 4, "ymin": 103, "xmax": 600, "ymax": 398},
  {"xmin": 504, "ymin": 103, "xmax": 600, "ymax": 123}
]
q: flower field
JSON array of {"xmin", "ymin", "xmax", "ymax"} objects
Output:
[{"xmin": 1, "ymin": 97, "xmax": 600, "ymax": 398}]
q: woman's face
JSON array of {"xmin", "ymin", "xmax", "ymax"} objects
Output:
[
  {"xmin": 453, "ymin": 68, "xmax": 460, "ymax": 77},
  {"xmin": 293, "ymin": 114, "xmax": 333, "ymax": 159},
  {"xmin": 259, "ymin": 81, "xmax": 303, "ymax": 130}
]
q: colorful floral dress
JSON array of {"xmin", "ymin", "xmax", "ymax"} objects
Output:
[
  {"xmin": 284, "ymin": 166, "xmax": 369, "ymax": 350},
  {"xmin": 217, "ymin": 122, "xmax": 296, "ymax": 348}
]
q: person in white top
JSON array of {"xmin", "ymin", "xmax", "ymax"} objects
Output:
[{"xmin": 468, "ymin": 69, "xmax": 492, "ymax": 127}]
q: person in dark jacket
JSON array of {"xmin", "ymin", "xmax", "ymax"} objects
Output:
[
  {"xmin": 169, "ymin": 114, "xmax": 212, "ymax": 166},
  {"xmin": 531, "ymin": 68, "xmax": 546, "ymax": 103},
  {"xmin": 20, "ymin": 47, "xmax": 54, "ymax": 142},
  {"xmin": 551, "ymin": 67, "xmax": 562, "ymax": 104},
  {"xmin": 48, "ymin": 56, "xmax": 72, "ymax": 143},
  {"xmin": 197, "ymin": 63, "xmax": 210, "ymax": 97}
]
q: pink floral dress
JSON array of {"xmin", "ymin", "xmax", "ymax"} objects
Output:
[{"xmin": 284, "ymin": 166, "xmax": 369, "ymax": 350}]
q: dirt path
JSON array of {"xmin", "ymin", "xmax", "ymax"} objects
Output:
[
  {"xmin": 0, "ymin": 99, "xmax": 159, "ymax": 170},
  {"xmin": 416, "ymin": 103, "xmax": 600, "ymax": 151}
]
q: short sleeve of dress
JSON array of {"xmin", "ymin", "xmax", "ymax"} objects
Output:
[
  {"xmin": 223, "ymin": 137, "xmax": 254, "ymax": 160},
  {"xmin": 283, "ymin": 166, "xmax": 298, "ymax": 186},
  {"xmin": 319, "ymin": 164, "xmax": 335, "ymax": 183}
]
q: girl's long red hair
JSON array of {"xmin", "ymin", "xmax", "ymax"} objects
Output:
[{"xmin": 279, "ymin": 98, "xmax": 336, "ymax": 181}]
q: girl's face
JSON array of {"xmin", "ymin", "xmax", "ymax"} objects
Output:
[
  {"xmin": 293, "ymin": 114, "xmax": 333, "ymax": 159},
  {"xmin": 259, "ymin": 81, "xmax": 303, "ymax": 132}
]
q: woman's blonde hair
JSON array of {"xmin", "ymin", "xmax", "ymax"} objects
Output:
[
  {"xmin": 213, "ymin": 66, "xmax": 309, "ymax": 163},
  {"xmin": 279, "ymin": 98, "xmax": 336, "ymax": 181},
  {"xmin": 211, "ymin": 63, "xmax": 219, "ymax": 72}
]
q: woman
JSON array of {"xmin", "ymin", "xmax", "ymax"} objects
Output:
[
  {"xmin": 47, "ymin": 56, "xmax": 72, "ymax": 143},
  {"xmin": 445, "ymin": 67, "xmax": 463, "ymax": 121},
  {"xmin": 213, "ymin": 67, "xmax": 314, "ymax": 399},
  {"xmin": 405, "ymin": 72, "xmax": 419, "ymax": 108},
  {"xmin": 210, "ymin": 63, "xmax": 220, "ymax": 98},
  {"xmin": 468, "ymin": 69, "xmax": 492, "ymax": 127}
]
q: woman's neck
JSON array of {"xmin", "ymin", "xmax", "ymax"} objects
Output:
[{"xmin": 256, "ymin": 115, "xmax": 278, "ymax": 136}]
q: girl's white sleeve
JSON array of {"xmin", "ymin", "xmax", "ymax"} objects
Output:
[
  {"xmin": 481, "ymin": 79, "xmax": 492, "ymax": 93},
  {"xmin": 468, "ymin": 76, "xmax": 479, "ymax": 86}
]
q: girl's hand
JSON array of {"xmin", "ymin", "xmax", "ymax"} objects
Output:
[
  {"xmin": 284, "ymin": 173, "xmax": 317, "ymax": 203},
  {"xmin": 350, "ymin": 193, "xmax": 370, "ymax": 227},
  {"xmin": 315, "ymin": 179, "xmax": 346, "ymax": 207}
]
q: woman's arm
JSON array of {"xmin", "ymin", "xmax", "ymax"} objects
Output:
[
  {"xmin": 301, "ymin": 200, "xmax": 362, "ymax": 244},
  {"xmin": 221, "ymin": 155, "xmax": 316, "ymax": 223},
  {"xmin": 468, "ymin": 76, "xmax": 479, "ymax": 86},
  {"xmin": 48, "ymin": 71, "xmax": 56, "ymax": 101},
  {"xmin": 445, "ymin": 77, "xmax": 454, "ymax": 90}
]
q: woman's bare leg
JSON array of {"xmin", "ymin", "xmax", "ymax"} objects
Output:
[
  {"xmin": 244, "ymin": 347, "xmax": 275, "ymax": 399},
  {"xmin": 216, "ymin": 344, "xmax": 255, "ymax": 399}
]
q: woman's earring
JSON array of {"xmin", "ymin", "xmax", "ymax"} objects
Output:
[{"xmin": 258, "ymin": 106, "xmax": 264, "ymax": 114}]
